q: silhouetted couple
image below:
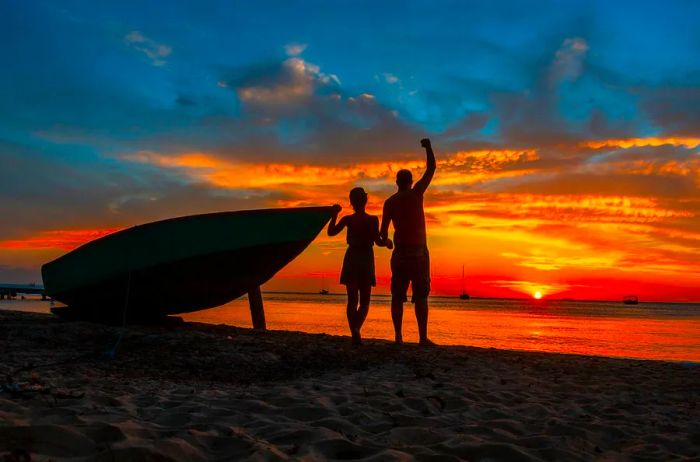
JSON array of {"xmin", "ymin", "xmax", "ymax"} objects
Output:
[{"xmin": 328, "ymin": 138, "xmax": 436, "ymax": 346}]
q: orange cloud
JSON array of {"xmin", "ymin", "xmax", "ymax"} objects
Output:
[
  {"xmin": 125, "ymin": 148, "xmax": 539, "ymax": 189},
  {"xmin": 583, "ymin": 137, "xmax": 700, "ymax": 149},
  {"xmin": 427, "ymin": 193, "xmax": 693, "ymax": 225},
  {"xmin": 0, "ymin": 229, "xmax": 121, "ymax": 250},
  {"xmin": 500, "ymin": 250, "xmax": 622, "ymax": 272}
]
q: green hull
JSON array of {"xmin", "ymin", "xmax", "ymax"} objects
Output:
[{"xmin": 42, "ymin": 207, "xmax": 332, "ymax": 322}]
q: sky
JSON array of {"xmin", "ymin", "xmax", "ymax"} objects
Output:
[{"xmin": 1, "ymin": 0, "xmax": 700, "ymax": 301}]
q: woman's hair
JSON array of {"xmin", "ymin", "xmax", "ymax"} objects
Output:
[{"xmin": 349, "ymin": 187, "xmax": 368, "ymax": 210}]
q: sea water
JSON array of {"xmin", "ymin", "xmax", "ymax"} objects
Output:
[{"xmin": 4, "ymin": 293, "xmax": 700, "ymax": 362}]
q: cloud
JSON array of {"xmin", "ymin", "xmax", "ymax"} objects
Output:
[
  {"xmin": 485, "ymin": 279, "xmax": 572, "ymax": 297},
  {"xmin": 500, "ymin": 250, "xmax": 622, "ymax": 272},
  {"xmin": 550, "ymin": 37, "xmax": 589, "ymax": 83},
  {"xmin": 124, "ymin": 31, "xmax": 172, "ymax": 66},
  {"xmin": 233, "ymin": 57, "xmax": 340, "ymax": 106},
  {"xmin": 123, "ymin": 148, "xmax": 541, "ymax": 191},
  {"xmin": 430, "ymin": 192, "xmax": 693, "ymax": 226},
  {"xmin": 642, "ymin": 87, "xmax": 700, "ymax": 136},
  {"xmin": 0, "ymin": 139, "xmax": 284, "ymax": 245},
  {"xmin": 583, "ymin": 137, "xmax": 700, "ymax": 150},
  {"xmin": 383, "ymin": 73, "xmax": 399, "ymax": 84},
  {"xmin": 284, "ymin": 42, "xmax": 307, "ymax": 56},
  {"xmin": 0, "ymin": 229, "xmax": 121, "ymax": 251}
]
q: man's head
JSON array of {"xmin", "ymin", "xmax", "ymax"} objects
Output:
[
  {"xmin": 349, "ymin": 187, "xmax": 368, "ymax": 211},
  {"xmin": 396, "ymin": 169, "xmax": 413, "ymax": 190}
]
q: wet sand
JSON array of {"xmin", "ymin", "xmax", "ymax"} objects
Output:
[{"xmin": 1, "ymin": 310, "xmax": 698, "ymax": 461}]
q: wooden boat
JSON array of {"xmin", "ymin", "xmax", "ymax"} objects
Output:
[{"xmin": 42, "ymin": 207, "xmax": 333, "ymax": 323}]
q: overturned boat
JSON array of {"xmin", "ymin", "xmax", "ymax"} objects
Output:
[{"xmin": 42, "ymin": 207, "xmax": 333, "ymax": 324}]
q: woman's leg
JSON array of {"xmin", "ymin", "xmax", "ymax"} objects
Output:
[
  {"xmin": 345, "ymin": 284, "xmax": 359, "ymax": 334},
  {"xmin": 357, "ymin": 285, "xmax": 372, "ymax": 331}
]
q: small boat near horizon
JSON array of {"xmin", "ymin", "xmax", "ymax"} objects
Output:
[
  {"xmin": 623, "ymin": 295, "xmax": 639, "ymax": 305},
  {"xmin": 319, "ymin": 273, "xmax": 330, "ymax": 295},
  {"xmin": 459, "ymin": 264, "xmax": 470, "ymax": 300}
]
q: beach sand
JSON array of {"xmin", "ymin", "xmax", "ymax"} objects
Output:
[{"xmin": 1, "ymin": 310, "xmax": 698, "ymax": 461}]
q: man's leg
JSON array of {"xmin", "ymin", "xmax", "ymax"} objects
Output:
[
  {"xmin": 414, "ymin": 248, "xmax": 433, "ymax": 345},
  {"xmin": 414, "ymin": 297, "xmax": 431, "ymax": 345},
  {"xmin": 390, "ymin": 252, "xmax": 408, "ymax": 345},
  {"xmin": 391, "ymin": 297, "xmax": 404, "ymax": 344}
]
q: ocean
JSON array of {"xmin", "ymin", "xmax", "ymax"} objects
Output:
[{"xmin": 4, "ymin": 293, "xmax": 700, "ymax": 362}]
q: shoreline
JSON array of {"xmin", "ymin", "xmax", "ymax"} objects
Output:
[
  {"xmin": 2, "ymin": 310, "xmax": 699, "ymax": 461},
  {"xmin": 4, "ymin": 301, "xmax": 700, "ymax": 363},
  {"xmin": 5, "ymin": 291, "xmax": 700, "ymax": 305}
]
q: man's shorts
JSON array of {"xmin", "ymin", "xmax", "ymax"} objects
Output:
[{"xmin": 391, "ymin": 246, "xmax": 431, "ymax": 303}]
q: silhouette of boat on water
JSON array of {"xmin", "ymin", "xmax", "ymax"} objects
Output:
[
  {"xmin": 42, "ymin": 207, "xmax": 333, "ymax": 323},
  {"xmin": 459, "ymin": 264, "xmax": 470, "ymax": 300},
  {"xmin": 319, "ymin": 273, "xmax": 330, "ymax": 295},
  {"xmin": 623, "ymin": 295, "xmax": 639, "ymax": 305}
]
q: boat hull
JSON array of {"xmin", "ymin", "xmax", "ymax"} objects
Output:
[{"xmin": 42, "ymin": 207, "xmax": 332, "ymax": 323}]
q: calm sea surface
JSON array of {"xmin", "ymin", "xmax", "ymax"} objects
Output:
[{"xmin": 4, "ymin": 293, "xmax": 700, "ymax": 362}]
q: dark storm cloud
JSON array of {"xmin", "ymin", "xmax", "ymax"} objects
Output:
[{"xmin": 641, "ymin": 86, "xmax": 700, "ymax": 136}]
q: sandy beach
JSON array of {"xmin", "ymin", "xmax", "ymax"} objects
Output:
[{"xmin": 1, "ymin": 310, "xmax": 698, "ymax": 461}]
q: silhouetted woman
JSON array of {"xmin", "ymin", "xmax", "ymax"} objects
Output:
[{"xmin": 328, "ymin": 188, "xmax": 392, "ymax": 345}]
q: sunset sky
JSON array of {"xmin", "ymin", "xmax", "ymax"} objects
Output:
[{"xmin": 2, "ymin": 1, "xmax": 700, "ymax": 301}]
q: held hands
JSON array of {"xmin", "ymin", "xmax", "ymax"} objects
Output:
[
  {"xmin": 377, "ymin": 237, "xmax": 394, "ymax": 249},
  {"xmin": 420, "ymin": 138, "xmax": 431, "ymax": 149},
  {"xmin": 331, "ymin": 204, "xmax": 342, "ymax": 216}
]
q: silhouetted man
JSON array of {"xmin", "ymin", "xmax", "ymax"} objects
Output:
[{"xmin": 380, "ymin": 138, "xmax": 436, "ymax": 345}]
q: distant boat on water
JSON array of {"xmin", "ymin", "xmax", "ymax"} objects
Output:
[
  {"xmin": 623, "ymin": 295, "xmax": 639, "ymax": 305},
  {"xmin": 459, "ymin": 265, "xmax": 470, "ymax": 300},
  {"xmin": 319, "ymin": 273, "xmax": 329, "ymax": 295}
]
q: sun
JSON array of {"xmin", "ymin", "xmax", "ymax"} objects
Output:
[{"xmin": 534, "ymin": 291, "xmax": 543, "ymax": 300}]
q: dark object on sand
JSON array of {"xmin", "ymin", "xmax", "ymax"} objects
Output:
[
  {"xmin": 42, "ymin": 207, "xmax": 333, "ymax": 324},
  {"xmin": 623, "ymin": 295, "xmax": 639, "ymax": 305}
]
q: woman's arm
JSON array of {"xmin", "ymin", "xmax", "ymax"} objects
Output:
[{"xmin": 327, "ymin": 205, "xmax": 347, "ymax": 236}]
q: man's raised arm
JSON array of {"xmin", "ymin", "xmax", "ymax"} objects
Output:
[{"xmin": 414, "ymin": 138, "xmax": 436, "ymax": 193}]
